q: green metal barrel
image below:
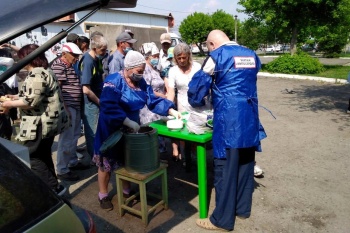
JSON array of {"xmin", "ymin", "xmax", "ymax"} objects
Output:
[{"xmin": 124, "ymin": 126, "xmax": 160, "ymax": 173}]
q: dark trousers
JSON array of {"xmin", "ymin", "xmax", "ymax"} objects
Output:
[
  {"xmin": 24, "ymin": 132, "xmax": 58, "ymax": 190},
  {"xmin": 210, "ymin": 147, "xmax": 255, "ymax": 231}
]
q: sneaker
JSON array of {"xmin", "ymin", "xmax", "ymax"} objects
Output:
[
  {"xmin": 57, "ymin": 172, "xmax": 79, "ymax": 181},
  {"xmin": 76, "ymin": 143, "xmax": 86, "ymax": 152},
  {"xmin": 54, "ymin": 184, "xmax": 67, "ymax": 196},
  {"xmin": 69, "ymin": 162, "xmax": 91, "ymax": 170},
  {"xmin": 254, "ymin": 165, "xmax": 264, "ymax": 177},
  {"xmin": 76, "ymin": 152, "xmax": 84, "ymax": 160},
  {"xmin": 99, "ymin": 197, "xmax": 113, "ymax": 210}
]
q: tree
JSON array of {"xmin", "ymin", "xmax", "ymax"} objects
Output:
[
  {"xmin": 317, "ymin": 25, "xmax": 349, "ymax": 57},
  {"xmin": 238, "ymin": 0, "xmax": 350, "ymax": 55},
  {"xmin": 211, "ymin": 10, "xmax": 235, "ymax": 40},
  {"xmin": 239, "ymin": 19, "xmax": 267, "ymax": 50},
  {"xmin": 179, "ymin": 12, "xmax": 214, "ymax": 54}
]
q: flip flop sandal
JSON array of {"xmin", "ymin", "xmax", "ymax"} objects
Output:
[{"xmin": 195, "ymin": 218, "xmax": 228, "ymax": 231}]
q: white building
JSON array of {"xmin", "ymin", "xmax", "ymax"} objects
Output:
[{"xmin": 9, "ymin": 9, "xmax": 174, "ymax": 61}]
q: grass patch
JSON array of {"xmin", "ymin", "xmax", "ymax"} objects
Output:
[
  {"xmin": 261, "ymin": 64, "xmax": 350, "ymax": 79},
  {"xmin": 339, "ymin": 53, "xmax": 350, "ymax": 58},
  {"xmin": 308, "ymin": 65, "xmax": 349, "ymax": 79}
]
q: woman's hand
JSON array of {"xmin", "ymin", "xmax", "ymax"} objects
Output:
[
  {"xmin": 123, "ymin": 117, "xmax": 140, "ymax": 132},
  {"xmin": 0, "ymin": 102, "xmax": 9, "ymax": 114},
  {"xmin": 169, "ymin": 108, "xmax": 181, "ymax": 119},
  {"xmin": 5, "ymin": 94, "xmax": 19, "ymax": 100}
]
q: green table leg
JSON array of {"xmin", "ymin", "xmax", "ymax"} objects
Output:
[{"xmin": 197, "ymin": 143, "xmax": 208, "ymax": 218}]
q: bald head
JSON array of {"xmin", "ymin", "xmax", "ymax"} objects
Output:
[{"xmin": 206, "ymin": 30, "xmax": 230, "ymax": 52}]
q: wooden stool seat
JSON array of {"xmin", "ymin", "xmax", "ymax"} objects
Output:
[{"xmin": 115, "ymin": 163, "xmax": 168, "ymax": 225}]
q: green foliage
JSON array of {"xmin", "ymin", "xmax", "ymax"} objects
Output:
[
  {"xmin": 238, "ymin": 0, "xmax": 350, "ymax": 54},
  {"xmin": 239, "ymin": 19, "xmax": 265, "ymax": 50},
  {"xmin": 317, "ymin": 26, "xmax": 349, "ymax": 57},
  {"xmin": 260, "ymin": 64, "xmax": 349, "ymax": 79},
  {"xmin": 309, "ymin": 65, "xmax": 350, "ymax": 79},
  {"xmin": 265, "ymin": 52, "xmax": 325, "ymax": 74},
  {"xmin": 211, "ymin": 10, "xmax": 235, "ymax": 40},
  {"xmin": 179, "ymin": 12, "xmax": 214, "ymax": 45}
]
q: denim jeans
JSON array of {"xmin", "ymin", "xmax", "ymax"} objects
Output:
[
  {"xmin": 82, "ymin": 101, "xmax": 99, "ymax": 158},
  {"xmin": 56, "ymin": 106, "xmax": 81, "ymax": 175}
]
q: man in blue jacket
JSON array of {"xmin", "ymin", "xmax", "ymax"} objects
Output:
[{"xmin": 188, "ymin": 30, "xmax": 267, "ymax": 231}]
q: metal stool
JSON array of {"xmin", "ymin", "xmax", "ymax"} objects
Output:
[{"xmin": 115, "ymin": 163, "xmax": 168, "ymax": 225}]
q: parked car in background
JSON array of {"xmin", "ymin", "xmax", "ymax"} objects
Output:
[
  {"xmin": 170, "ymin": 32, "xmax": 185, "ymax": 47},
  {"xmin": 274, "ymin": 44, "xmax": 281, "ymax": 52},
  {"xmin": 301, "ymin": 44, "xmax": 317, "ymax": 53},
  {"xmin": 191, "ymin": 45, "xmax": 200, "ymax": 53},
  {"xmin": 265, "ymin": 45, "xmax": 275, "ymax": 52},
  {"xmin": 281, "ymin": 45, "xmax": 290, "ymax": 52},
  {"xmin": 191, "ymin": 42, "xmax": 208, "ymax": 54}
]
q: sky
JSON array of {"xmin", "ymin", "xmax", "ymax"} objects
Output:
[{"xmin": 122, "ymin": 0, "xmax": 247, "ymax": 34}]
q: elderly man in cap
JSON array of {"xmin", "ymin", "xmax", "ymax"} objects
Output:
[
  {"xmin": 157, "ymin": 33, "xmax": 172, "ymax": 79},
  {"xmin": 51, "ymin": 42, "xmax": 90, "ymax": 181},
  {"xmin": 108, "ymin": 31, "xmax": 137, "ymax": 75},
  {"xmin": 66, "ymin": 33, "xmax": 80, "ymax": 44}
]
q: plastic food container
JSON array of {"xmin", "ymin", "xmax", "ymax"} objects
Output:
[{"xmin": 166, "ymin": 119, "xmax": 184, "ymax": 131}]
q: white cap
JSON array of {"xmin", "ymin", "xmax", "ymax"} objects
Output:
[
  {"xmin": 124, "ymin": 51, "xmax": 146, "ymax": 69},
  {"xmin": 140, "ymin": 42, "xmax": 159, "ymax": 57},
  {"xmin": 61, "ymin": 42, "xmax": 82, "ymax": 55}
]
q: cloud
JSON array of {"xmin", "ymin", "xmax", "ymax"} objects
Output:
[
  {"xmin": 187, "ymin": 3, "xmax": 201, "ymax": 13},
  {"xmin": 206, "ymin": 0, "xmax": 220, "ymax": 8},
  {"xmin": 187, "ymin": 0, "xmax": 220, "ymax": 14}
]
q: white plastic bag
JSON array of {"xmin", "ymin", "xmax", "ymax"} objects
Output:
[{"xmin": 186, "ymin": 111, "xmax": 212, "ymax": 135}]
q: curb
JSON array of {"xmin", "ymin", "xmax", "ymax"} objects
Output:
[{"xmin": 258, "ymin": 72, "xmax": 348, "ymax": 84}]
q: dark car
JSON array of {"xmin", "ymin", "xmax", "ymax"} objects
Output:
[
  {"xmin": 281, "ymin": 45, "xmax": 290, "ymax": 52},
  {"xmin": 0, "ymin": 0, "xmax": 137, "ymax": 232},
  {"xmin": 301, "ymin": 44, "xmax": 317, "ymax": 53}
]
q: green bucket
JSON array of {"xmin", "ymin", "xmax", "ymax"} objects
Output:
[{"xmin": 124, "ymin": 126, "xmax": 159, "ymax": 173}]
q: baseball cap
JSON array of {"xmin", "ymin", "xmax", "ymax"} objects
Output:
[
  {"xmin": 167, "ymin": 47, "xmax": 174, "ymax": 59},
  {"xmin": 140, "ymin": 42, "xmax": 159, "ymax": 56},
  {"xmin": 66, "ymin": 33, "xmax": 79, "ymax": 43},
  {"xmin": 61, "ymin": 42, "xmax": 83, "ymax": 55},
  {"xmin": 160, "ymin": 33, "xmax": 171, "ymax": 44},
  {"xmin": 116, "ymin": 32, "xmax": 137, "ymax": 43},
  {"xmin": 125, "ymin": 29, "xmax": 134, "ymax": 37}
]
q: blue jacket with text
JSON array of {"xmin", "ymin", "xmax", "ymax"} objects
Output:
[{"xmin": 188, "ymin": 44, "xmax": 267, "ymax": 158}]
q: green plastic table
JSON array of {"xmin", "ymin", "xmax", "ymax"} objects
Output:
[{"xmin": 149, "ymin": 119, "xmax": 212, "ymax": 218}]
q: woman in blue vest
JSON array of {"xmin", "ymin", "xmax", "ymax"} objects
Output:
[{"xmin": 93, "ymin": 51, "xmax": 181, "ymax": 210}]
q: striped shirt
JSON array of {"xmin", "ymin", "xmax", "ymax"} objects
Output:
[{"xmin": 51, "ymin": 58, "xmax": 82, "ymax": 109}]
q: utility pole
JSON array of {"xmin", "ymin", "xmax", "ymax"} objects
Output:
[{"xmin": 234, "ymin": 15, "xmax": 238, "ymax": 43}]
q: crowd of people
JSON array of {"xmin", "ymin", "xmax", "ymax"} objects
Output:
[{"xmin": 0, "ymin": 29, "xmax": 266, "ymax": 231}]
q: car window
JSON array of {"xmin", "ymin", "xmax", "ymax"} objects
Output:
[
  {"xmin": 171, "ymin": 39, "xmax": 177, "ymax": 47},
  {"xmin": 0, "ymin": 144, "xmax": 63, "ymax": 233}
]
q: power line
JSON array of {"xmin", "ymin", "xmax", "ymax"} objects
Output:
[{"xmin": 137, "ymin": 4, "xmax": 194, "ymax": 14}]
